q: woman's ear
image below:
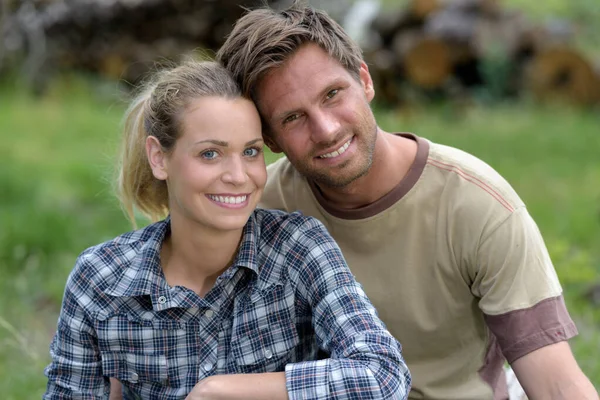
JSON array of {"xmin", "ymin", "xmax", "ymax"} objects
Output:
[{"xmin": 146, "ymin": 136, "xmax": 169, "ymax": 180}]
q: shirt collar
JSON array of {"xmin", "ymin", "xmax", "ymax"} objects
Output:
[{"xmin": 103, "ymin": 213, "xmax": 261, "ymax": 305}]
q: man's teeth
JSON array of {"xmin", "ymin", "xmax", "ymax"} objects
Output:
[
  {"xmin": 319, "ymin": 139, "xmax": 351, "ymax": 158},
  {"xmin": 208, "ymin": 195, "xmax": 247, "ymax": 204}
]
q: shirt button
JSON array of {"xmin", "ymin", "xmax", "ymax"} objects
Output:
[
  {"xmin": 203, "ymin": 363, "xmax": 213, "ymax": 372},
  {"xmin": 204, "ymin": 309, "xmax": 214, "ymax": 318},
  {"xmin": 158, "ymin": 296, "xmax": 167, "ymax": 304},
  {"xmin": 130, "ymin": 372, "xmax": 139, "ymax": 383},
  {"xmin": 264, "ymin": 349, "xmax": 273, "ymax": 359}
]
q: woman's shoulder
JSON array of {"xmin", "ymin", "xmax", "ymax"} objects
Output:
[
  {"xmin": 68, "ymin": 220, "xmax": 167, "ymax": 294},
  {"xmin": 252, "ymin": 208, "xmax": 329, "ymax": 238}
]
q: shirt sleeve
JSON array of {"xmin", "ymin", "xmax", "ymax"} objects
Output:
[
  {"xmin": 284, "ymin": 217, "xmax": 411, "ymax": 400},
  {"xmin": 473, "ymin": 206, "xmax": 577, "ymax": 362},
  {"xmin": 44, "ymin": 258, "xmax": 108, "ymax": 399}
]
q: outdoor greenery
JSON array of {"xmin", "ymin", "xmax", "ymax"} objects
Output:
[
  {"xmin": 1, "ymin": 2, "xmax": 599, "ymax": 397},
  {"xmin": 1, "ymin": 71, "xmax": 598, "ymax": 398}
]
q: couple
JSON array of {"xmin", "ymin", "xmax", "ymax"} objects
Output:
[{"xmin": 44, "ymin": 1, "xmax": 598, "ymax": 399}]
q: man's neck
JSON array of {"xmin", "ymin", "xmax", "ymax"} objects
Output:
[{"xmin": 315, "ymin": 132, "xmax": 418, "ymax": 210}]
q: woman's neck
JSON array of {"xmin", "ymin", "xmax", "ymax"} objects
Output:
[{"xmin": 160, "ymin": 214, "xmax": 244, "ymax": 297}]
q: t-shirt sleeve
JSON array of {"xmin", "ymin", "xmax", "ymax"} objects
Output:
[
  {"xmin": 258, "ymin": 158, "xmax": 291, "ymax": 211},
  {"xmin": 472, "ymin": 206, "xmax": 578, "ymax": 362}
]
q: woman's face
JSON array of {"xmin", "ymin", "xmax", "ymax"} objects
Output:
[{"xmin": 149, "ymin": 96, "xmax": 266, "ymax": 233}]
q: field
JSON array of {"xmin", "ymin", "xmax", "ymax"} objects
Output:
[{"xmin": 1, "ymin": 72, "xmax": 598, "ymax": 397}]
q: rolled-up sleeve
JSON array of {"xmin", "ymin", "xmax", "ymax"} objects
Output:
[
  {"xmin": 285, "ymin": 219, "xmax": 411, "ymax": 399},
  {"xmin": 44, "ymin": 259, "xmax": 107, "ymax": 399}
]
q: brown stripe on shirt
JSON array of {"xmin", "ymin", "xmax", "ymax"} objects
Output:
[{"xmin": 484, "ymin": 295, "xmax": 578, "ymax": 364}]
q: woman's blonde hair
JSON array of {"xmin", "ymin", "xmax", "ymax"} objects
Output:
[{"xmin": 117, "ymin": 60, "xmax": 241, "ymax": 226}]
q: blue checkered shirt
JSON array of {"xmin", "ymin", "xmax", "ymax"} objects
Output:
[{"xmin": 44, "ymin": 209, "xmax": 410, "ymax": 399}]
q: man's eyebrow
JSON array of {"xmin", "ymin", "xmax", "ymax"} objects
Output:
[{"xmin": 270, "ymin": 80, "xmax": 347, "ymax": 123}]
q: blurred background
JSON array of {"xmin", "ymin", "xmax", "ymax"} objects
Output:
[{"xmin": 1, "ymin": 0, "xmax": 599, "ymax": 397}]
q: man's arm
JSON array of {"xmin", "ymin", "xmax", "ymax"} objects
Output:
[{"xmin": 511, "ymin": 341, "xmax": 598, "ymax": 400}]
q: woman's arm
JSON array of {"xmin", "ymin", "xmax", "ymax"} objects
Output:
[
  {"xmin": 186, "ymin": 217, "xmax": 411, "ymax": 400},
  {"xmin": 186, "ymin": 372, "xmax": 287, "ymax": 400},
  {"xmin": 282, "ymin": 218, "xmax": 411, "ymax": 399},
  {"xmin": 44, "ymin": 260, "xmax": 107, "ymax": 399}
]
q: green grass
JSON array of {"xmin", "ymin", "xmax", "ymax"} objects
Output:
[{"xmin": 1, "ymin": 76, "xmax": 599, "ymax": 397}]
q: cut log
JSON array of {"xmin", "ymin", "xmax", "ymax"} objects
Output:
[
  {"xmin": 444, "ymin": 0, "xmax": 501, "ymax": 17},
  {"xmin": 402, "ymin": 36, "xmax": 453, "ymax": 89},
  {"xmin": 370, "ymin": 8, "xmax": 422, "ymax": 47},
  {"xmin": 472, "ymin": 11, "xmax": 529, "ymax": 59},
  {"xmin": 526, "ymin": 47, "xmax": 600, "ymax": 106},
  {"xmin": 409, "ymin": 0, "xmax": 441, "ymax": 20},
  {"xmin": 365, "ymin": 47, "xmax": 402, "ymax": 104}
]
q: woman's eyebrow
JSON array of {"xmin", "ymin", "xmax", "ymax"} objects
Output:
[
  {"xmin": 246, "ymin": 138, "xmax": 264, "ymax": 146},
  {"xmin": 193, "ymin": 139, "xmax": 228, "ymax": 146}
]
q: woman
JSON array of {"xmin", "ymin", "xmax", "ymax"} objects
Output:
[{"xmin": 43, "ymin": 60, "xmax": 411, "ymax": 399}]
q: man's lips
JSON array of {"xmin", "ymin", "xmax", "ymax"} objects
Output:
[{"xmin": 316, "ymin": 137, "xmax": 352, "ymax": 159}]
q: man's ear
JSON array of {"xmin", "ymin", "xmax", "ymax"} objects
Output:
[
  {"xmin": 146, "ymin": 136, "xmax": 169, "ymax": 180},
  {"xmin": 264, "ymin": 133, "xmax": 283, "ymax": 154},
  {"xmin": 359, "ymin": 61, "xmax": 375, "ymax": 102}
]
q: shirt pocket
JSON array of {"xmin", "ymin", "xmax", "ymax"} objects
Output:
[
  {"xmin": 101, "ymin": 351, "xmax": 168, "ymax": 385},
  {"xmin": 231, "ymin": 282, "xmax": 300, "ymax": 373},
  {"xmin": 95, "ymin": 312, "xmax": 199, "ymax": 390}
]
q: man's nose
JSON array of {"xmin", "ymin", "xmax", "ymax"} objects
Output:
[{"xmin": 310, "ymin": 109, "xmax": 341, "ymax": 143}]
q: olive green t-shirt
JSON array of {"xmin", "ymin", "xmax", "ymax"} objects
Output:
[{"xmin": 259, "ymin": 134, "xmax": 577, "ymax": 400}]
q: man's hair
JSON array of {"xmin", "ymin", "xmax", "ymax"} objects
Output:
[{"xmin": 217, "ymin": 0, "xmax": 364, "ymax": 102}]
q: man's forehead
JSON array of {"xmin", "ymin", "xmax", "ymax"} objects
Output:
[{"xmin": 256, "ymin": 48, "xmax": 349, "ymax": 112}]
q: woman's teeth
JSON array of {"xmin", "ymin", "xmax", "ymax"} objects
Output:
[{"xmin": 208, "ymin": 195, "xmax": 247, "ymax": 204}]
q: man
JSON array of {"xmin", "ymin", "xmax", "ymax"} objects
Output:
[{"xmin": 216, "ymin": 1, "xmax": 599, "ymax": 399}]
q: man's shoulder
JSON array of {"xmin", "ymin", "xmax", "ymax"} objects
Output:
[
  {"xmin": 424, "ymin": 139, "xmax": 525, "ymax": 212},
  {"xmin": 252, "ymin": 208, "xmax": 326, "ymax": 239},
  {"xmin": 266, "ymin": 155, "xmax": 297, "ymax": 179},
  {"xmin": 261, "ymin": 157, "xmax": 312, "ymax": 211}
]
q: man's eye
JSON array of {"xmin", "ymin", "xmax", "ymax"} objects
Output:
[
  {"xmin": 283, "ymin": 114, "xmax": 299, "ymax": 124},
  {"xmin": 200, "ymin": 150, "xmax": 218, "ymax": 160},
  {"xmin": 243, "ymin": 147, "xmax": 260, "ymax": 157},
  {"xmin": 326, "ymin": 89, "xmax": 339, "ymax": 99}
]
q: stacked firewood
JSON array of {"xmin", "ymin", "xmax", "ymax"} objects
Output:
[
  {"xmin": 364, "ymin": 0, "xmax": 600, "ymax": 106},
  {"xmin": 1, "ymin": 0, "xmax": 270, "ymax": 87},
  {"xmin": 2, "ymin": 0, "xmax": 598, "ymax": 106}
]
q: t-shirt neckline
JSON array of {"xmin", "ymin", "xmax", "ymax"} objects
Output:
[{"xmin": 308, "ymin": 133, "xmax": 429, "ymax": 220}]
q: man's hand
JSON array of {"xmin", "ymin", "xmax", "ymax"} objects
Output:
[
  {"xmin": 512, "ymin": 341, "xmax": 599, "ymax": 400},
  {"xmin": 185, "ymin": 372, "xmax": 288, "ymax": 400}
]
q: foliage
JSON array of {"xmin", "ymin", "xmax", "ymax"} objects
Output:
[{"xmin": 0, "ymin": 75, "xmax": 599, "ymax": 396}]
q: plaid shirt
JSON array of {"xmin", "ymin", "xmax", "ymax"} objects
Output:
[{"xmin": 44, "ymin": 209, "xmax": 410, "ymax": 399}]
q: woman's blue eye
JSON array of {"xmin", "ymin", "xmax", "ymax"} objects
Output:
[
  {"xmin": 201, "ymin": 150, "xmax": 218, "ymax": 160},
  {"xmin": 243, "ymin": 147, "xmax": 259, "ymax": 157}
]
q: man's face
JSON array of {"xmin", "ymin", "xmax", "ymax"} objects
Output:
[{"xmin": 256, "ymin": 43, "xmax": 378, "ymax": 188}]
